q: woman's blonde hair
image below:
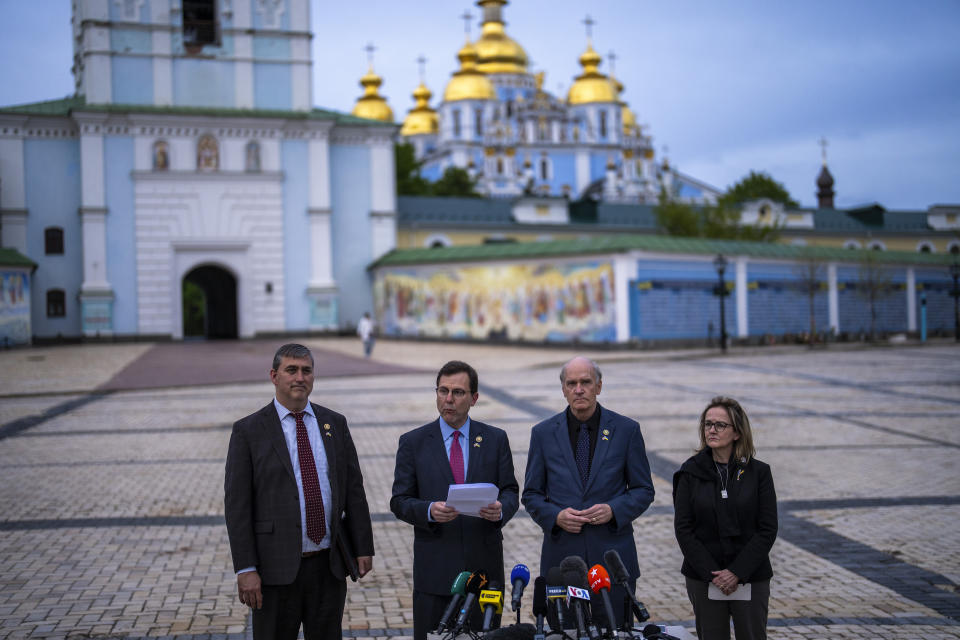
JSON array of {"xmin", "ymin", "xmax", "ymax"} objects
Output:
[{"xmin": 697, "ymin": 396, "xmax": 756, "ymax": 463}]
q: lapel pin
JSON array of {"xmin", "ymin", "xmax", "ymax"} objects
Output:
[
  {"xmin": 324, "ymin": 423, "xmax": 332, "ymax": 436},
  {"xmin": 601, "ymin": 429, "xmax": 610, "ymax": 441},
  {"xmin": 474, "ymin": 436, "xmax": 482, "ymax": 448}
]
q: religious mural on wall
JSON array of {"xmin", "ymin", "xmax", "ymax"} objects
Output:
[
  {"xmin": 0, "ymin": 270, "xmax": 31, "ymax": 345},
  {"xmin": 374, "ymin": 260, "xmax": 616, "ymax": 342}
]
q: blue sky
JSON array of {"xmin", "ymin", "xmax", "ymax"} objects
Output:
[{"xmin": 2, "ymin": 0, "xmax": 959, "ymax": 210}]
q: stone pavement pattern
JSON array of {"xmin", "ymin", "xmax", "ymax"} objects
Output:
[{"xmin": 0, "ymin": 338, "xmax": 958, "ymax": 639}]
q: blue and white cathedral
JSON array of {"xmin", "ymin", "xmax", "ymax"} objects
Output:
[
  {"xmin": 380, "ymin": 0, "xmax": 719, "ymax": 204},
  {"xmin": 0, "ymin": 0, "xmax": 398, "ymax": 341}
]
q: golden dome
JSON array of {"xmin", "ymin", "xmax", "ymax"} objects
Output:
[
  {"xmin": 352, "ymin": 66, "xmax": 394, "ymax": 121},
  {"xmin": 401, "ymin": 83, "xmax": 439, "ymax": 136},
  {"xmin": 567, "ymin": 42, "xmax": 617, "ymax": 105},
  {"xmin": 444, "ymin": 40, "xmax": 496, "ymax": 102},
  {"xmin": 474, "ymin": 1, "xmax": 528, "ymax": 74},
  {"xmin": 610, "ymin": 72, "xmax": 637, "ymax": 136}
]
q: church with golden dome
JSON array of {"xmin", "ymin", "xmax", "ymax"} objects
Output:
[{"xmin": 354, "ymin": 0, "xmax": 720, "ymax": 204}]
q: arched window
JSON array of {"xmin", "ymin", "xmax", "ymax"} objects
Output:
[
  {"xmin": 949, "ymin": 242, "xmax": 960, "ymax": 255},
  {"xmin": 245, "ymin": 141, "xmax": 261, "ymax": 172},
  {"xmin": 867, "ymin": 241, "xmax": 886, "ymax": 251},
  {"xmin": 917, "ymin": 242, "xmax": 934, "ymax": 253},
  {"xmin": 599, "ymin": 110, "xmax": 607, "ymax": 138},
  {"xmin": 153, "ymin": 140, "xmax": 169, "ymax": 170},
  {"xmin": 540, "ymin": 157, "xmax": 550, "ymax": 181},
  {"xmin": 197, "ymin": 134, "xmax": 219, "ymax": 171},
  {"xmin": 46, "ymin": 289, "xmax": 66, "ymax": 317},
  {"xmin": 843, "ymin": 240, "xmax": 862, "ymax": 250},
  {"xmin": 452, "ymin": 109, "xmax": 462, "ymax": 138},
  {"xmin": 474, "ymin": 108, "xmax": 483, "ymax": 137},
  {"xmin": 44, "ymin": 227, "xmax": 64, "ymax": 255}
]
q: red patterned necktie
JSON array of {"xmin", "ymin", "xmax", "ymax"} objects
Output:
[
  {"xmin": 449, "ymin": 430, "xmax": 465, "ymax": 484},
  {"xmin": 293, "ymin": 411, "xmax": 326, "ymax": 544}
]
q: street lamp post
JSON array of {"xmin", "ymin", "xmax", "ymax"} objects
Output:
[
  {"xmin": 714, "ymin": 254, "xmax": 729, "ymax": 353},
  {"xmin": 950, "ymin": 258, "xmax": 960, "ymax": 343}
]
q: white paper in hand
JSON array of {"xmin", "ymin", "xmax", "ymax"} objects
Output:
[
  {"xmin": 446, "ymin": 483, "xmax": 498, "ymax": 517},
  {"xmin": 708, "ymin": 583, "xmax": 751, "ymax": 601}
]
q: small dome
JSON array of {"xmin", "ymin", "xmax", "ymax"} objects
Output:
[
  {"xmin": 401, "ymin": 83, "xmax": 439, "ymax": 136},
  {"xmin": 444, "ymin": 40, "xmax": 496, "ymax": 102},
  {"xmin": 351, "ymin": 67, "xmax": 394, "ymax": 122},
  {"xmin": 817, "ymin": 164, "xmax": 834, "ymax": 189},
  {"xmin": 567, "ymin": 43, "xmax": 617, "ymax": 105},
  {"xmin": 474, "ymin": 1, "xmax": 529, "ymax": 74}
]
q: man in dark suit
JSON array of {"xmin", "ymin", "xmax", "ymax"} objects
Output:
[
  {"xmin": 224, "ymin": 343, "xmax": 374, "ymax": 640},
  {"xmin": 391, "ymin": 360, "xmax": 520, "ymax": 640},
  {"xmin": 522, "ymin": 356, "xmax": 655, "ymax": 628}
]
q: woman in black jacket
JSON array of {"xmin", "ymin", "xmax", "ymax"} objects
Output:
[{"xmin": 673, "ymin": 396, "xmax": 778, "ymax": 640}]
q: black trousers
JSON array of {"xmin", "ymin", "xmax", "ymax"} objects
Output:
[
  {"xmin": 413, "ymin": 590, "xmax": 499, "ymax": 640},
  {"xmin": 685, "ymin": 577, "xmax": 770, "ymax": 640},
  {"xmin": 254, "ymin": 551, "xmax": 347, "ymax": 640}
]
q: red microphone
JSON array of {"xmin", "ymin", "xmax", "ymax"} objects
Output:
[{"xmin": 588, "ymin": 564, "xmax": 618, "ymax": 638}]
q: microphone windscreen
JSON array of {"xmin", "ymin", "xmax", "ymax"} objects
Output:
[
  {"xmin": 452, "ymin": 570, "xmax": 471, "ymax": 595},
  {"xmin": 465, "ymin": 570, "xmax": 488, "ymax": 594},
  {"xmin": 546, "ymin": 566, "xmax": 564, "ymax": 586},
  {"xmin": 532, "ymin": 577, "xmax": 548, "ymax": 615},
  {"xmin": 642, "ymin": 623, "xmax": 662, "ymax": 638},
  {"xmin": 559, "ymin": 556, "xmax": 589, "ymax": 588},
  {"xmin": 588, "ymin": 564, "xmax": 611, "ymax": 593},
  {"xmin": 603, "ymin": 549, "xmax": 630, "ymax": 584},
  {"xmin": 511, "ymin": 563, "xmax": 530, "ymax": 586}
]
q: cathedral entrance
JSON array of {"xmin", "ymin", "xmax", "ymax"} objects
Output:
[{"xmin": 182, "ymin": 265, "xmax": 238, "ymax": 339}]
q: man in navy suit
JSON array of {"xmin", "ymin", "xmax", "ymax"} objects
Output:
[
  {"xmin": 522, "ymin": 356, "xmax": 655, "ymax": 628},
  {"xmin": 391, "ymin": 360, "xmax": 520, "ymax": 640},
  {"xmin": 225, "ymin": 343, "xmax": 374, "ymax": 640}
]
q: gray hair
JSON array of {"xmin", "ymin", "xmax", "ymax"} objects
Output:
[
  {"xmin": 559, "ymin": 357, "xmax": 602, "ymax": 384},
  {"xmin": 272, "ymin": 343, "xmax": 314, "ymax": 370}
]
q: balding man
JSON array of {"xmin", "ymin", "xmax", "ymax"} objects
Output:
[{"xmin": 522, "ymin": 356, "xmax": 654, "ymax": 629}]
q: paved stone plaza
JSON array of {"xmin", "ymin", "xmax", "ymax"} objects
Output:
[{"xmin": 1, "ymin": 338, "xmax": 958, "ymax": 639}]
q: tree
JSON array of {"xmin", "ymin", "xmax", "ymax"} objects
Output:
[
  {"xmin": 395, "ymin": 143, "xmax": 431, "ymax": 196},
  {"xmin": 654, "ymin": 188, "xmax": 700, "ymax": 237},
  {"xmin": 654, "ymin": 186, "xmax": 781, "ymax": 242},
  {"xmin": 856, "ymin": 249, "xmax": 894, "ymax": 340},
  {"xmin": 431, "ymin": 166, "xmax": 481, "ymax": 197},
  {"xmin": 719, "ymin": 170, "xmax": 799, "ymax": 209},
  {"xmin": 794, "ymin": 248, "xmax": 827, "ymax": 344}
]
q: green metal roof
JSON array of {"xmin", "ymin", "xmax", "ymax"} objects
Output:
[
  {"xmin": 0, "ymin": 248, "xmax": 37, "ymax": 270},
  {"xmin": 0, "ymin": 95, "xmax": 394, "ymax": 127},
  {"xmin": 370, "ymin": 233, "xmax": 958, "ymax": 269}
]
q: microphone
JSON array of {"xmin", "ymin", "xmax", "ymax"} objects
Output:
[
  {"xmin": 479, "ymin": 582, "xmax": 504, "ymax": 632},
  {"xmin": 454, "ymin": 570, "xmax": 488, "ymax": 633},
  {"xmin": 588, "ymin": 565, "xmax": 617, "ymax": 639},
  {"xmin": 510, "ymin": 564, "xmax": 530, "ymax": 611},
  {"xmin": 642, "ymin": 623, "xmax": 683, "ymax": 640},
  {"xmin": 436, "ymin": 571, "xmax": 470, "ymax": 633},
  {"xmin": 545, "ymin": 567, "xmax": 567, "ymax": 632},
  {"xmin": 560, "ymin": 556, "xmax": 599, "ymax": 640},
  {"xmin": 532, "ymin": 576, "xmax": 548, "ymax": 640},
  {"xmin": 603, "ymin": 549, "xmax": 650, "ymax": 623}
]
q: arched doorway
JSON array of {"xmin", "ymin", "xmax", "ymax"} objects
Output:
[{"xmin": 182, "ymin": 265, "xmax": 238, "ymax": 339}]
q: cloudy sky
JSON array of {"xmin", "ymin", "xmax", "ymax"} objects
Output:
[{"xmin": 2, "ymin": 0, "xmax": 959, "ymax": 210}]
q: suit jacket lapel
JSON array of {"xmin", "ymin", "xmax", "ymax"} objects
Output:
[
  {"xmin": 430, "ymin": 420, "xmax": 456, "ymax": 486},
  {"xmin": 314, "ymin": 404, "xmax": 339, "ymax": 508},
  {"xmin": 464, "ymin": 421, "xmax": 484, "ymax": 484},
  {"xmin": 585, "ymin": 405, "xmax": 614, "ymax": 493},
  {"xmin": 265, "ymin": 404, "xmax": 296, "ymax": 482},
  {"xmin": 552, "ymin": 413, "xmax": 583, "ymax": 491}
]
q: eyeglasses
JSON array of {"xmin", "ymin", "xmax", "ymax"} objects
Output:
[
  {"xmin": 704, "ymin": 420, "xmax": 733, "ymax": 433},
  {"xmin": 436, "ymin": 387, "xmax": 469, "ymax": 399}
]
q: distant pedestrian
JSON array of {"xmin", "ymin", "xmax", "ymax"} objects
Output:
[
  {"xmin": 357, "ymin": 312, "xmax": 375, "ymax": 358},
  {"xmin": 673, "ymin": 396, "xmax": 778, "ymax": 640}
]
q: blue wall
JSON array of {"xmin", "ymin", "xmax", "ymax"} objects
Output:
[
  {"xmin": 253, "ymin": 63, "xmax": 292, "ymax": 110},
  {"xmin": 173, "ymin": 59, "xmax": 236, "ymax": 108},
  {"xmin": 747, "ymin": 262, "xmax": 829, "ymax": 336},
  {"xmin": 629, "ymin": 260, "xmax": 737, "ymax": 340},
  {"xmin": 837, "ymin": 265, "xmax": 907, "ymax": 335},
  {"xmin": 281, "ymin": 140, "xmax": 310, "ymax": 330},
  {"xmin": 915, "ymin": 268, "xmax": 954, "ymax": 332},
  {"xmin": 113, "ymin": 57, "xmax": 154, "ymax": 105},
  {"xmin": 330, "ymin": 144, "xmax": 373, "ymax": 325},
  {"xmin": 103, "ymin": 136, "xmax": 138, "ymax": 334},
  {"xmin": 24, "ymin": 139, "xmax": 82, "ymax": 337}
]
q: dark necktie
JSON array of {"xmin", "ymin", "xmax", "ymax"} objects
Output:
[
  {"xmin": 575, "ymin": 424, "xmax": 590, "ymax": 484},
  {"xmin": 450, "ymin": 430, "xmax": 465, "ymax": 484},
  {"xmin": 293, "ymin": 411, "xmax": 326, "ymax": 544}
]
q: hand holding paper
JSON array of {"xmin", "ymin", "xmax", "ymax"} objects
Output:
[{"xmin": 446, "ymin": 483, "xmax": 499, "ymax": 517}]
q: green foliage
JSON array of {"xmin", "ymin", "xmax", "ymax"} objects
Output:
[
  {"xmin": 432, "ymin": 166, "xmax": 481, "ymax": 197},
  {"xmin": 395, "ymin": 143, "xmax": 480, "ymax": 197},
  {"xmin": 654, "ymin": 187, "xmax": 781, "ymax": 242},
  {"xmin": 182, "ymin": 280, "xmax": 206, "ymax": 337},
  {"xmin": 720, "ymin": 170, "xmax": 799, "ymax": 208}
]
